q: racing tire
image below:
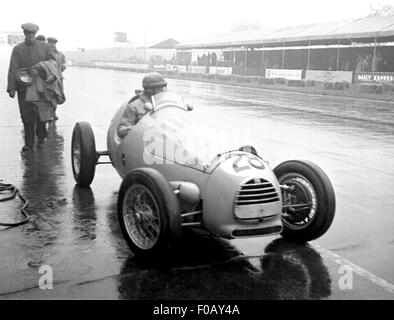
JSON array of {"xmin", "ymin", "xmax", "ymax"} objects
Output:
[
  {"xmin": 71, "ymin": 122, "xmax": 97, "ymax": 187},
  {"xmin": 274, "ymin": 160, "xmax": 335, "ymax": 243},
  {"xmin": 118, "ymin": 168, "xmax": 181, "ymax": 259}
]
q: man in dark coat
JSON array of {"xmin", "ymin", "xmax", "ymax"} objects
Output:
[{"xmin": 7, "ymin": 22, "xmax": 55, "ymax": 151}]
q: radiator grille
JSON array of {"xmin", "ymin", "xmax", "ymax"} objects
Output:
[{"xmin": 235, "ymin": 178, "xmax": 280, "ymax": 206}]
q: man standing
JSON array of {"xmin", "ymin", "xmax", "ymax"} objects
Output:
[
  {"xmin": 7, "ymin": 22, "xmax": 54, "ymax": 151},
  {"xmin": 47, "ymin": 37, "xmax": 66, "ymax": 74},
  {"xmin": 47, "ymin": 37, "xmax": 66, "ymax": 120}
]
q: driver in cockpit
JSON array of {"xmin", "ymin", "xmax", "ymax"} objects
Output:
[{"xmin": 117, "ymin": 72, "xmax": 167, "ymax": 139}]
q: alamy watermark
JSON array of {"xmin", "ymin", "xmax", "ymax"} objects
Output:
[
  {"xmin": 142, "ymin": 126, "xmax": 255, "ymax": 166},
  {"xmin": 38, "ymin": 265, "xmax": 53, "ymax": 290},
  {"xmin": 338, "ymin": 265, "xmax": 353, "ymax": 290}
]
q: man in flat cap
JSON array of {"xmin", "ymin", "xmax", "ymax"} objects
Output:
[
  {"xmin": 7, "ymin": 23, "xmax": 55, "ymax": 151},
  {"xmin": 47, "ymin": 37, "xmax": 66, "ymax": 120},
  {"xmin": 47, "ymin": 37, "xmax": 66, "ymax": 73}
]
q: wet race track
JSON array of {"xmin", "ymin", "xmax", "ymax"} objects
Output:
[{"xmin": 1, "ymin": 60, "xmax": 394, "ymax": 299}]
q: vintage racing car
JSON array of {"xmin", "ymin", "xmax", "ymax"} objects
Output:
[{"xmin": 71, "ymin": 91, "xmax": 335, "ymax": 258}]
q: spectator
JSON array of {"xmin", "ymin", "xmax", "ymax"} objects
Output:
[
  {"xmin": 363, "ymin": 54, "xmax": 372, "ymax": 72},
  {"xmin": 47, "ymin": 37, "xmax": 66, "ymax": 120},
  {"xmin": 36, "ymin": 35, "xmax": 46, "ymax": 42},
  {"xmin": 211, "ymin": 52, "xmax": 217, "ymax": 66},
  {"xmin": 7, "ymin": 22, "xmax": 55, "ymax": 151},
  {"xmin": 372, "ymin": 54, "xmax": 382, "ymax": 72},
  {"xmin": 355, "ymin": 54, "xmax": 364, "ymax": 72}
]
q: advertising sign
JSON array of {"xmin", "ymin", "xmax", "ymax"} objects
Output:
[
  {"xmin": 187, "ymin": 66, "xmax": 207, "ymax": 74},
  {"xmin": 265, "ymin": 69, "xmax": 302, "ymax": 80},
  {"xmin": 305, "ymin": 70, "xmax": 353, "ymax": 83},
  {"xmin": 165, "ymin": 64, "xmax": 187, "ymax": 73},
  {"xmin": 94, "ymin": 62, "xmax": 149, "ymax": 70},
  {"xmin": 165, "ymin": 64, "xmax": 177, "ymax": 72},
  {"xmin": 355, "ymin": 72, "xmax": 394, "ymax": 85},
  {"xmin": 153, "ymin": 64, "xmax": 166, "ymax": 70},
  {"xmin": 209, "ymin": 66, "xmax": 232, "ymax": 75}
]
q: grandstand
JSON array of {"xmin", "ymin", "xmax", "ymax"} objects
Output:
[{"xmin": 176, "ymin": 15, "xmax": 394, "ymax": 79}]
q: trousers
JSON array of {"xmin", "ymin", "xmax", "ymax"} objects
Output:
[{"xmin": 17, "ymin": 89, "xmax": 47, "ymax": 147}]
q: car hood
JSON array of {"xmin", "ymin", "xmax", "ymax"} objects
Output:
[{"xmin": 143, "ymin": 111, "xmax": 245, "ymax": 173}]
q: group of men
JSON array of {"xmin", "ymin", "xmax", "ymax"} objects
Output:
[
  {"xmin": 6, "ymin": 22, "xmax": 173, "ymax": 152},
  {"xmin": 7, "ymin": 22, "xmax": 66, "ymax": 152}
]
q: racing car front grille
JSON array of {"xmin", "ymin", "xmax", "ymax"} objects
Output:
[{"xmin": 235, "ymin": 178, "xmax": 280, "ymax": 206}]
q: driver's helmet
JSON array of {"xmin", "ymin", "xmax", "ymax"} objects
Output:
[{"xmin": 142, "ymin": 72, "xmax": 167, "ymax": 91}]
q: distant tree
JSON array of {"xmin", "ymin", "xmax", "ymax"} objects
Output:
[
  {"xmin": 231, "ymin": 20, "xmax": 262, "ymax": 32},
  {"xmin": 367, "ymin": 4, "xmax": 394, "ymax": 17}
]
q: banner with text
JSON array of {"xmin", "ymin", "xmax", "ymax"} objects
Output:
[
  {"xmin": 153, "ymin": 65, "xmax": 166, "ymax": 70},
  {"xmin": 165, "ymin": 64, "xmax": 177, "ymax": 72},
  {"xmin": 94, "ymin": 62, "xmax": 149, "ymax": 70},
  {"xmin": 305, "ymin": 70, "xmax": 353, "ymax": 83},
  {"xmin": 187, "ymin": 66, "xmax": 207, "ymax": 74},
  {"xmin": 209, "ymin": 66, "xmax": 232, "ymax": 75},
  {"xmin": 265, "ymin": 69, "xmax": 303, "ymax": 80},
  {"xmin": 355, "ymin": 72, "xmax": 394, "ymax": 85},
  {"xmin": 164, "ymin": 65, "xmax": 187, "ymax": 73}
]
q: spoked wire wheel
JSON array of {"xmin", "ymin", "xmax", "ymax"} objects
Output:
[
  {"xmin": 118, "ymin": 168, "xmax": 181, "ymax": 258},
  {"xmin": 123, "ymin": 184, "xmax": 161, "ymax": 250}
]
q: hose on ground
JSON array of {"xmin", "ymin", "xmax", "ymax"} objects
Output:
[{"xmin": 0, "ymin": 181, "xmax": 30, "ymax": 227}]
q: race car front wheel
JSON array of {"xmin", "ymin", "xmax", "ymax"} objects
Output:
[
  {"xmin": 118, "ymin": 168, "xmax": 181, "ymax": 259},
  {"xmin": 274, "ymin": 160, "xmax": 335, "ymax": 242},
  {"xmin": 71, "ymin": 122, "xmax": 97, "ymax": 187}
]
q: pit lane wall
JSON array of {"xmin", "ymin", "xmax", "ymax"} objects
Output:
[{"xmin": 74, "ymin": 61, "xmax": 394, "ymax": 95}]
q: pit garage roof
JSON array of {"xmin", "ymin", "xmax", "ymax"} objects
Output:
[
  {"xmin": 150, "ymin": 38, "xmax": 179, "ymax": 49},
  {"xmin": 177, "ymin": 15, "xmax": 394, "ymax": 49},
  {"xmin": 137, "ymin": 38, "xmax": 179, "ymax": 49}
]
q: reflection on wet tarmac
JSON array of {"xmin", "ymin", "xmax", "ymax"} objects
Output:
[
  {"xmin": 117, "ymin": 232, "xmax": 331, "ymax": 300},
  {"xmin": 72, "ymin": 186, "xmax": 97, "ymax": 241},
  {"xmin": 18, "ymin": 124, "xmax": 66, "ymax": 266}
]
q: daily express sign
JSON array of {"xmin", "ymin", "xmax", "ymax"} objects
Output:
[{"xmin": 356, "ymin": 72, "xmax": 394, "ymax": 85}]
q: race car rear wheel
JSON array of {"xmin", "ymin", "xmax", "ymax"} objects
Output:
[
  {"xmin": 274, "ymin": 160, "xmax": 335, "ymax": 242},
  {"xmin": 71, "ymin": 122, "xmax": 97, "ymax": 187},
  {"xmin": 118, "ymin": 168, "xmax": 181, "ymax": 259}
]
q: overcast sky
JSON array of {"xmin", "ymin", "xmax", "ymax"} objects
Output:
[{"xmin": 0, "ymin": 0, "xmax": 393, "ymax": 50}]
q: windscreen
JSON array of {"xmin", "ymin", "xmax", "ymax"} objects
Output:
[{"xmin": 152, "ymin": 92, "xmax": 188, "ymax": 111}]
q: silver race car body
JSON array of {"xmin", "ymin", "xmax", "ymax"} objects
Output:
[{"xmin": 72, "ymin": 90, "xmax": 335, "ymax": 258}]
